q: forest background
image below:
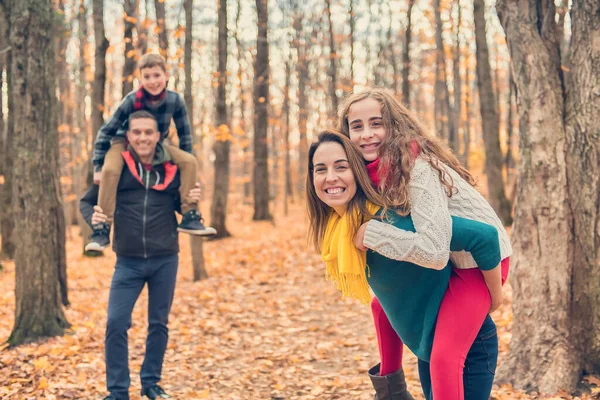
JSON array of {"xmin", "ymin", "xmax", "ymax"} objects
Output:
[{"xmin": 0, "ymin": 0, "xmax": 599, "ymax": 399}]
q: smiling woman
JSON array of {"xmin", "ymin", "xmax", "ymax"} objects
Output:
[{"xmin": 305, "ymin": 130, "xmax": 382, "ymax": 253}]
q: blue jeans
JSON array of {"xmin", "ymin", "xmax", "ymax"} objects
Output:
[
  {"xmin": 105, "ymin": 254, "xmax": 179, "ymax": 400},
  {"xmin": 418, "ymin": 314, "xmax": 498, "ymax": 400}
]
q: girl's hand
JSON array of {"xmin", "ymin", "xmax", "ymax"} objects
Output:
[
  {"xmin": 354, "ymin": 222, "xmax": 369, "ymax": 251},
  {"xmin": 489, "ymin": 290, "xmax": 504, "ymax": 313}
]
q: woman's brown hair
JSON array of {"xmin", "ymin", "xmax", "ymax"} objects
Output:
[
  {"xmin": 338, "ymin": 87, "xmax": 476, "ymax": 215},
  {"xmin": 306, "ymin": 130, "xmax": 384, "ymax": 251}
]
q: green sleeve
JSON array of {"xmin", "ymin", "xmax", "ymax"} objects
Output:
[{"xmin": 449, "ymin": 216, "xmax": 501, "ymax": 270}]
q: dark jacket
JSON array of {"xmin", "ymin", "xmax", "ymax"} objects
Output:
[{"xmin": 80, "ymin": 148, "xmax": 181, "ymax": 258}]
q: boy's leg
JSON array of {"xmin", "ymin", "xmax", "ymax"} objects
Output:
[
  {"xmin": 164, "ymin": 145, "xmax": 216, "ymax": 236},
  {"xmin": 99, "ymin": 138, "xmax": 126, "ymax": 223},
  {"xmin": 429, "ymin": 268, "xmax": 491, "ymax": 400},
  {"xmin": 106, "ymin": 256, "xmax": 146, "ymax": 400},
  {"xmin": 463, "ymin": 315, "xmax": 498, "ymax": 400},
  {"xmin": 86, "ymin": 139, "xmax": 126, "ymax": 252},
  {"xmin": 140, "ymin": 254, "xmax": 179, "ymax": 394}
]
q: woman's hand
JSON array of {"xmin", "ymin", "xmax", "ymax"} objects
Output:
[{"xmin": 354, "ymin": 222, "xmax": 369, "ymax": 251}]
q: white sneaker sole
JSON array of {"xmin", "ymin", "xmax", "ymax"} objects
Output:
[
  {"xmin": 177, "ymin": 227, "xmax": 217, "ymax": 236},
  {"xmin": 85, "ymin": 242, "xmax": 108, "ymax": 252}
]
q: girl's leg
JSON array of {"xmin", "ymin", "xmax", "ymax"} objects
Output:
[
  {"xmin": 371, "ymin": 297, "xmax": 403, "ymax": 374},
  {"xmin": 163, "ymin": 144, "xmax": 198, "ymax": 214},
  {"xmin": 429, "ymin": 268, "xmax": 491, "ymax": 400}
]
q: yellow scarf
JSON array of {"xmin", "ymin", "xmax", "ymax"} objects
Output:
[{"xmin": 321, "ymin": 201, "xmax": 381, "ymax": 305}]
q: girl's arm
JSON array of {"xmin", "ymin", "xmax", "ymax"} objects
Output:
[
  {"xmin": 361, "ymin": 158, "xmax": 453, "ymax": 270},
  {"xmin": 449, "ymin": 217, "xmax": 502, "ymax": 311}
]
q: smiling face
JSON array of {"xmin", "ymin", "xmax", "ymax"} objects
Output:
[
  {"xmin": 312, "ymin": 141, "xmax": 357, "ymax": 216},
  {"xmin": 140, "ymin": 65, "xmax": 168, "ymax": 96},
  {"xmin": 346, "ymin": 97, "xmax": 388, "ymax": 162},
  {"xmin": 126, "ymin": 117, "xmax": 160, "ymax": 163}
]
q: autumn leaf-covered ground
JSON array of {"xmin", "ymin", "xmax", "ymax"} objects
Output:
[{"xmin": 0, "ymin": 201, "xmax": 595, "ymax": 399}]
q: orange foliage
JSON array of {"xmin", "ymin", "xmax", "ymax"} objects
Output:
[{"xmin": 0, "ymin": 203, "xmax": 596, "ymax": 399}]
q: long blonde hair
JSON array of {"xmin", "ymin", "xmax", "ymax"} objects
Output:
[
  {"xmin": 306, "ymin": 130, "xmax": 384, "ymax": 251},
  {"xmin": 338, "ymin": 87, "xmax": 476, "ymax": 215}
]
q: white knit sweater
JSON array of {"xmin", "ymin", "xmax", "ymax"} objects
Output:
[{"xmin": 363, "ymin": 157, "xmax": 512, "ymax": 270}]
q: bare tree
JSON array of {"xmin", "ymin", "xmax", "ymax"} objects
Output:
[
  {"xmin": 294, "ymin": 9, "xmax": 308, "ymax": 197},
  {"xmin": 401, "ymin": 0, "xmax": 414, "ymax": 106},
  {"xmin": 325, "ymin": 0, "xmax": 338, "ymax": 116},
  {"xmin": 473, "ymin": 0, "xmax": 512, "ymax": 224},
  {"xmin": 8, "ymin": 0, "xmax": 70, "ymax": 345},
  {"xmin": 0, "ymin": 0, "xmax": 15, "ymax": 259},
  {"xmin": 89, "ymin": 0, "xmax": 109, "ymax": 186},
  {"xmin": 496, "ymin": 0, "xmax": 600, "ymax": 393},
  {"xmin": 252, "ymin": 0, "xmax": 271, "ymax": 220},
  {"xmin": 122, "ymin": 0, "xmax": 137, "ymax": 96},
  {"xmin": 154, "ymin": 0, "xmax": 168, "ymax": 59},
  {"xmin": 211, "ymin": 0, "xmax": 232, "ymax": 237}
]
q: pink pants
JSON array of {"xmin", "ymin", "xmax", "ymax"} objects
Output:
[{"xmin": 372, "ymin": 258, "xmax": 510, "ymax": 400}]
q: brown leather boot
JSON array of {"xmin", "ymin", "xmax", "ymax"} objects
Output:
[{"xmin": 368, "ymin": 363, "xmax": 415, "ymax": 400}]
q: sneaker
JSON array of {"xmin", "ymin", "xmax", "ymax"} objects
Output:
[
  {"xmin": 85, "ymin": 222, "xmax": 110, "ymax": 252},
  {"xmin": 178, "ymin": 210, "xmax": 217, "ymax": 236},
  {"xmin": 142, "ymin": 385, "xmax": 172, "ymax": 399}
]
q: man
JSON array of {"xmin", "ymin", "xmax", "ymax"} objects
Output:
[{"xmin": 80, "ymin": 110, "xmax": 201, "ymax": 400}]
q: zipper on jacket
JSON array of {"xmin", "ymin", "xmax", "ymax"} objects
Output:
[{"xmin": 142, "ymin": 171, "xmax": 150, "ymax": 258}]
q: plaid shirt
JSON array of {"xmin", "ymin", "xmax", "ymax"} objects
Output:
[{"xmin": 92, "ymin": 90, "xmax": 193, "ymax": 172}]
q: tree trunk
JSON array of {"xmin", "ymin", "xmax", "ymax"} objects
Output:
[
  {"xmin": 505, "ymin": 68, "xmax": 516, "ymax": 172},
  {"xmin": 211, "ymin": 0, "xmax": 231, "ymax": 238},
  {"xmin": 76, "ymin": 0, "xmax": 91, "ymax": 239},
  {"xmin": 252, "ymin": 0, "xmax": 271, "ymax": 221},
  {"xmin": 154, "ymin": 0, "xmax": 168, "ymax": 60},
  {"xmin": 450, "ymin": 0, "xmax": 461, "ymax": 155},
  {"xmin": 401, "ymin": 0, "xmax": 414, "ymax": 106},
  {"xmin": 462, "ymin": 54, "xmax": 472, "ymax": 168},
  {"xmin": 433, "ymin": 0, "xmax": 447, "ymax": 139},
  {"xmin": 183, "ymin": 0, "xmax": 207, "ymax": 280},
  {"xmin": 0, "ymin": 0, "xmax": 15, "ymax": 259},
  {"xmin": 8, "ymin": 0, "xmax": 70, "ymax": 346},
  {"xmin": 495, "ymin": 0, "xmax": 600, "ymax": 393},
  {"xmin": 55, "ymin": 0, "xmax": 70, "ymax": 307},
  {"xmin": 294, "ymin": 11, "xmax": 308, "ymax": 198},
  {"xmin": 283, "ymin": 58, "xmax": 292, "ymax": 215},
  {"xmin": 122, "ymin": 0, "xmax": 137, "ymax": 96},
  {"xmin": 473, "ymin": 0, "xmax": 512, "ymax": 225},
  {"xmin": 325, "ymin": 0, "xmax": 338, "ymax": 117},
  {"xmin": 136, "ymin": 0, "xmax": 148, "ymax": 56},
  {"xmin": 90, "ymin": 0, "xmax": 108, "ymax": 186},
  {"xmin": 348, "ymin": 0, "xmax": 355, "ymax": 93},
  {"xmin": 235, "ymin": 0, "xmax": 250, "ymax": 200}
]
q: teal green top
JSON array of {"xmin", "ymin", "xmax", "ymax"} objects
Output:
[{"xmin": 366, "ymin": 213, "xmax": 501, "ymax": 361}]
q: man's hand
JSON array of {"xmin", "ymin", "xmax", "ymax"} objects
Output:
[
  {"xmin": 91, "ymin": 205, "xmax": 108, "ymax": 226},
  {"xmin": 353, "ymin": 222, "xmax": 369, "ymax": 251},
  {"xmin": 189, "ymin": 182, "xmax": 203, "ymax": 203},
  {"xmin": 93, "ymin": 171, "xmax": 102, "ymax": 184}
]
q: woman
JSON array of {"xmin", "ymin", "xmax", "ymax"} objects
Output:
[{"xmin": 306, "ymin": 130, "xmax": 501, "ymax": 399}]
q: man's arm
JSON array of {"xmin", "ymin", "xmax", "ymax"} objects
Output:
[
  {"xmin": 79, "ymin": 185, "xmax": 99, "ymax": 227},
  {"xmin": 173, "ymin": 94, "xmax": 193, "ymax": 153},
  {"xmin": 92, "ymin": 95, "xmax": 134, "ymax": 172}
]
